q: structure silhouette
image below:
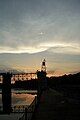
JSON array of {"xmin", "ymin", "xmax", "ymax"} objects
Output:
[{"xmin": 2, "ymin": 73, "xmax": 12, "ymax": 114}]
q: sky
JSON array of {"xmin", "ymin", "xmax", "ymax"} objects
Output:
[{"xmin": 0, "ymin": 0, "xmax": 80, "ymax": 76}]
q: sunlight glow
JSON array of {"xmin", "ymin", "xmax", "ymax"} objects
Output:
[
  {"xmin": 40, "ymin": 42, "xmax": 80, "ymax": 55},
  {"xmin": 0, "ymin": 42, "xmax": 80, "ymax": 55},
  {"xmin": 0, "ymin": 46, "xmax": 47, "ymax": 54}
]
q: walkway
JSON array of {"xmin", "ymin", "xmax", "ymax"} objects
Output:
[
  {"xmin": 0, "ymin": 113, "xmax": 23, "ymax": 120},
  {"xmin": 33, "ymin": 88, "xmax": 80, "ymax": 120}
]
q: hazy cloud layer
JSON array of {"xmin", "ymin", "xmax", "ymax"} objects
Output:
[
  {"xmin": 0, "ymin": 0, "xmax": 80, "ymax": 55},
  {"xmin": 0, "ymin": 0, "xmax": 80, "ymax": 74}
]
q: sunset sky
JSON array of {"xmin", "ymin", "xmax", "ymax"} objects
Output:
[{"xmin": 0, "ymin": 0, "xmax": 80, "ymax": 76}]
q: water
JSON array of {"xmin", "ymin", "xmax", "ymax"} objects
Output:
[{"xmin": 0, "ymin": 89, "xmax": 37, "ymax": 107}]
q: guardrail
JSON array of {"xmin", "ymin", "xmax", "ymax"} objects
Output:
[
  {"xmin": 0, "ymin": 95, "xmax": 37, "ymax": 120},
  {"xmin": 12, "ymin": 105, "xmax": 26, "ymax": 113},
  {"xmin": 0, "ymin": 96, "xmax": 37, "ymax": 120},
  {"xmin": 18, "ymin": 96, "xmax": 37, "ymax": 120}
]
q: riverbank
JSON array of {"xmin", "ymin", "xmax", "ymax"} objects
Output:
[{"xmin": 32, "ymin": 88, "xmax": 80, "ymax": 120}]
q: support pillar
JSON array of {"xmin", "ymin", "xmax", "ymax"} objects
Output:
[{"xmin": 2, "ymin": 73, "xmax": 12, "ymax": 114}]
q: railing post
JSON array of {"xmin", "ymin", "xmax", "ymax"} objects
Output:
[
  {"xmin": 25, "ymin": 108, "xmax": 27, "ymax": 120},
  {"xmin": 35, "ymin": 96, "xmax": 37, "ymax": 108}
]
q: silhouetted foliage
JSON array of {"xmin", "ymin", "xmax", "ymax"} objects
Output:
[
  {"xmin": 48, "ymin": 72, "xmax": 80, "ymax": 100},
  {"xmin": 13, "ymin": 79, "xmax": 38, "ymax": 90}
]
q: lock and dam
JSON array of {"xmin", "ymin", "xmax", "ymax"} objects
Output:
[{"xmin": 0, "ymin": 60, "xmax": 80, "ymax": 120}]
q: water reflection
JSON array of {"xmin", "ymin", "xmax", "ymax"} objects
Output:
[
  {"xmin": 12, "ymin": 93, "xmax": 35, "ymax": 106},
  {"xmin": 0, "ymin": 90, "xmax": 36, "ymax": 107}
]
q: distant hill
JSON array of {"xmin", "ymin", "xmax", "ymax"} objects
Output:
[{"xmin": 0, "ymin": 64, "xmax": 23, "ymax": 74}]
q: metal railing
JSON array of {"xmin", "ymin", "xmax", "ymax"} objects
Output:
[
  {"xmin": 0, "ymin": 96, "xmax": 37, "ymax": 120},
  {"xmin": 12, "ymin": 105, "xmax": 26, "ymax": 113},
  {"xmin": 18, "ymin": 96, "xmax": 37, "ymax": 120}
]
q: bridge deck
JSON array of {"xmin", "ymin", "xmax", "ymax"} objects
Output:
[{"xmin": 33, "ymin": 88, "xmax": 80, "ymax": 120}]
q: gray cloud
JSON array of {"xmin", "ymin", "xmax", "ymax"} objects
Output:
[{"xmin": 0, "ymin": 0, "xmax": 80, "ymax": 55}]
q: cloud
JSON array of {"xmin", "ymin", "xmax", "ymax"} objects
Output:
[
  {"xmin": 0, "ymin": 30, "xmax": 80, "ymax": 55},
  {"xmin": 48, "ymin": 46, "xmax": 80, "ymax": 55},
  {"xmin": 0, "ymin": 40, "xmax": 80, "ymax": 55},
  {"xmin": 40, "ymin": 42, "xmax": 80, "ymax": 55},
  {"xmin": 0, "ymin": 0, "xmax": 80, "ymax": 55},
  {"xmin": 0, "ymin": 45, "xmax": 47, "ymax": 54}
]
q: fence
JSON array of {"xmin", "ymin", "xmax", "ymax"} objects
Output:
[
  {"xmin": 19, "ymin": 96, "xmax": 37, "ymax": 120},
  {"xmin": 0, "ymin": 94, "xmax": 37, "ymax": 120}
]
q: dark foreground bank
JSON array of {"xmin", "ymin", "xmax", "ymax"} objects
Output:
[{"xmin": 32, "ymin": 88, "xmax": 80, "ymax": 120}]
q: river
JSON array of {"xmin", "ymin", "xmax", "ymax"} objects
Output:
[{"xmin": 0, "ymin": 89, "xmax": 37, "ymax": 107}]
